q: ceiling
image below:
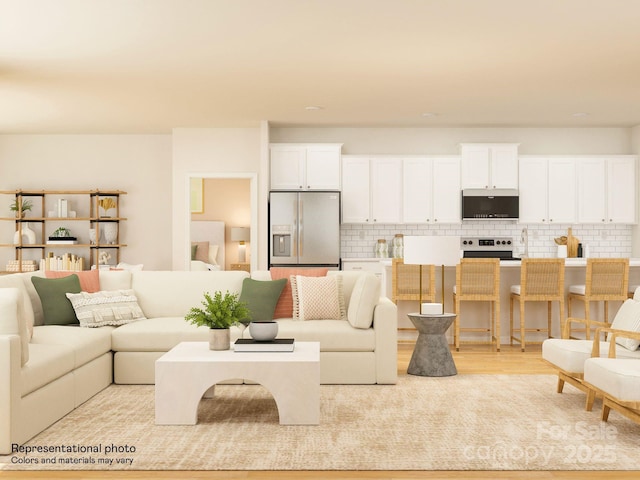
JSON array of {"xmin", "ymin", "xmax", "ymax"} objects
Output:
[{"xmin": 2, "ymin": 0, "xmax": 640, "ymax": 134}]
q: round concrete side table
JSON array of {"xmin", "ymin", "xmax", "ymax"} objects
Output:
[{"xmin": 407, "ymin": 313, "xmax": 457, "ymax": 377}]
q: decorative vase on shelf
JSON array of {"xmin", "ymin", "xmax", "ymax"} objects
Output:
[
  {"xmin": 102, "ymin": 223, "xmax": 118, "ymax": 244},
  {"xmin": 89, "ymin": 228, "xmax": 98, "ymax": 245},
  {"xmin": 13, "ymin": 223, "xmax": 36, "ymax": 245},
  {"xmin": 209, "ymin": 328, "xmax": 230, "ymax": 351}
]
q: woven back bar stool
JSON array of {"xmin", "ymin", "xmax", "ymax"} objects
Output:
[
  {"xmin": 510, "ymin": 258, "xmax": 565, "ymax": 352},
  {"xmin": 452, "ymin": 258, "xmax": 501, "ymax": 351},
  {"xmin": 391, "ymin": 259, "xmax": 436, "ymax": 304},
  {"xmin": 567, "ymin": 258, "xmax": 629, "ymax": 339}
]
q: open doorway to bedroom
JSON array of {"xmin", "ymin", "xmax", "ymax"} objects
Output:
[{"xmin": 188, "ymin": 173, "xmax": 257, "ymax": 271}]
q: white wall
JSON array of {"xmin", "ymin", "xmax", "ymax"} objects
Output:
[
  {"xmin": 0, "ymin": 134, "xmax": 172, "ymax": 270},
  {"xmin": 270, "ymin": 127, "xmax": 632, "ymax": 155},
  {"xmin": 171, "ymin": 128, "xmax": 265, "ymax": 270},
  {"xmin": 631, "ymin": 125, "xmax": 640, "ymax": 256}
]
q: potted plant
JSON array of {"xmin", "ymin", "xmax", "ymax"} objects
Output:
[
  {"xmin": 184, "ymin": 291, "xmax": 250, "ymax": 350},
  {"xmin": 10, "ymin": 198, "xmax": 32, "ymax": 218}
]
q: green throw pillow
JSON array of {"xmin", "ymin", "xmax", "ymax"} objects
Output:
[
  {"xmin": 191, "ymin": 243, "xmax": 198, "ymax": 260},
  {"xmin": 238, "ymin": 277, "xmax": 287, "ymax": 324},
  {"xmin": 31, "ymin": 275, "xmax": 82, "ymax": 325}
]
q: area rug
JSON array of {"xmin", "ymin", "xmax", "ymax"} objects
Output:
[{"xmin": 2, "ymin": 374, "xmax": 639, "ymax": 471}]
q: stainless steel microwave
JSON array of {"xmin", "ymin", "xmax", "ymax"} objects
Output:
[{"xmin": 461, "ymin": 189, "xmax": 519, "ymax": 220}]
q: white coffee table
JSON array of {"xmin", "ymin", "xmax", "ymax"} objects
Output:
[{"xmin": 155, "ymin": 341, "xmax": 320, "ymax": 425}]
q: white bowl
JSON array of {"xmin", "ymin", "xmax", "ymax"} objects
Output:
[{"xmin": 249, "ymin": 321, "xmax": 278, "ymax": 341}]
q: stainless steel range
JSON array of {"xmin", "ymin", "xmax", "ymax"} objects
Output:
[{"xmin": 460, "ymin": 236, "xmax": 519, "ymax": 261}]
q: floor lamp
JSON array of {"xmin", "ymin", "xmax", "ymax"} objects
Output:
[{"xmin": 403, "ymin": 235, "xmax": 461, "ymax": 315}]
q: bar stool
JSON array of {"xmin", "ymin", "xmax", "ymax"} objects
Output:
[
  {"xmin": 510, "ymin": 258, "xmax": 565, "ymax": 352},
  {"xmin": 452, "ymin": 258, "xmax": 501, "ymax": 351},
  {"xmin": 391, "ymin": 258, "xmax": 436, "ymax": 305},
  {"xmin": 567, "ymin": 258, "xmax": 629, "ymax": 339},
  {"xmin": 628, "ymin": 285, "xmax": 639, "ymax": 299}
]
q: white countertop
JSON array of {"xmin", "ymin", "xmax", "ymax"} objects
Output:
[{"xmin": 343, "ymin": 257, "xmax": 640, "ymax": 267}]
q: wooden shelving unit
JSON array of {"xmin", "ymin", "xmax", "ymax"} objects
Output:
[{"xmin": 0, "ymin": 189, "xmax": 127, "ymax": 272}]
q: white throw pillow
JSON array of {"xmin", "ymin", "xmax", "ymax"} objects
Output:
[
  {"xmin": 610, "ymin": 299, "xmax": 640, "ymax": 350},
  {"xmin": 347, "ymin": 273, "xmax": 380, "ymax": 329},
  {"xmin": 291, "ymin": 275, "xmax": 346, "ymax": 321},
  {"xmin": 66, "ymin": 289, "xmax": 146, "ymax": 327},
  {"xmin": 208, "ymin": 244, "xmax": 219, "ymax": 265}
]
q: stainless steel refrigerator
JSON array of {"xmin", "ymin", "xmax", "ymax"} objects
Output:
[{"xmin": 269, "ymin": 191, "xmax": 341, "ymax": 268}]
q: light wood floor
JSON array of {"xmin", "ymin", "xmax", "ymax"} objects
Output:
[{"xmin": 1, "ymin": 342, "xmax": 637, "ymax": 480}]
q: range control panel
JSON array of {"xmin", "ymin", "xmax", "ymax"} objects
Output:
[{"xmin": 461, "ymin": 237, "xmax": 514, "ymax": 251}]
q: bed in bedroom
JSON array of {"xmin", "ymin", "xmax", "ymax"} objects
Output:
[{"xmin": 190, "ymin": 220, "xmax": 225, "ymax": 270}]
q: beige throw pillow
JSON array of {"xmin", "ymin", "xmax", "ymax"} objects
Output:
[
  {"xmin": 66, "ymin": 289, "xmax": 146, "ymax": 328},
  {"xmin": 347, "ymin": 273, "xmax": 380, "ymax": 329},
  {"xmin": 291, "ymin": 275, "xmax": 346, "ymax": 321}
]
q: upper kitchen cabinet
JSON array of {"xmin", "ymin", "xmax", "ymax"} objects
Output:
[
  {"xmin": 270, "ymin": 143, "xmax": 342, "ymax": 190},
  {"xmin": 342, "ymin": 155, "xmax": 402, "ymax": 224},
  {"xmin": 519, "ymin": 156, "xmax": 576, "ymax": 224},
  {"xmin": 577, "ymin": 156, "xmax": 636, "ymax": 224},
  {"xmin": 460, "ymin": 143, "xmax": 519, "ymax": 189},
  {"xmin": 403, "ymin": 156, "xmax": 461, "ymax": 223}
]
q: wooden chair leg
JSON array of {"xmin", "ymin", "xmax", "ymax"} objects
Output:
[
  {"xmin": 509, "ymin": 295, "xmax": 514, "ymax": 346},
  {"xmin": 495, "ymin": 300, "xmax": 500, "ymax": 352},
  {"xmin": 547, "ymin": 301, "xmax": 552, "ymax": 339},
  {"xmin": 585, "ymin": 389, "xmax": 596, "ymax": 412},
  {"xmin": 520, "ymin": 300, "xmax": 526, "ymax": 352},
  {"xmin": 454, "ymin": 296, "xmax": 460, "ymax": 352},
  {"xmin": 584, "ymin": 299, "xmax": 591, "ymax": 340},
  {"xmin": 602, "ymin": 400, "xmax": 611, "ymax": 422},
  {"xmin": 557, "ymin": 376, "xmax": 565, "ymax": 394}
]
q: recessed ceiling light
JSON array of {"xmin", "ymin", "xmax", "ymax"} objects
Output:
[
  {"xmin": 421, "ymin": 112, "xmax": 438, "ymax": 118},
  {"xmin": 572, "ymin": 112, "xmax": 589, "ymax": 117},
  {"xmin": 305, "ymin": 106, "xmax": 324, "ymax": 111}
]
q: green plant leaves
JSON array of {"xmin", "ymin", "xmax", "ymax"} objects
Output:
[{"xmin": 184, "ymin": 290, "xmax": 250, "ymax": 329}]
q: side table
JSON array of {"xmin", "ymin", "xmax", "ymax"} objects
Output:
[{"xmin": 407, "ymin": 313, "xmax": 457, "ymax": 377}]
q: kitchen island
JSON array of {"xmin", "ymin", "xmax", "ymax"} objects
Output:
[{"xmin": 372, "ymin": 258, "xmax": 640, "ymax": 342}]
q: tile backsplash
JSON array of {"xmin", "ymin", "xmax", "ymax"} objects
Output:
[{"xmin": 341, "ymin": 221, "xmax": 633, "ymax": 259}]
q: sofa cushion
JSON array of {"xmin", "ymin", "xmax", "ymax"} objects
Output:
[
  {"xmin": 20, "ymin": 343, "xmax": 75, "ymax": 396},
  {"xmin": 270, "ymin": 267, "xmax": 328, "ymax": 319},
  {"xmin": 45, "ymin": 269, "xmax": 101, "ymax": 293},
  {"xmin": 66, "ymin": 290, "xmax": 146, "ymax": 327},
  {"xmin": 98, "ymin": 270, "xmax": 133, "ymax": 290},
  {"xmin": 610, "ymin": 299, "xmax": 640, "ymax": 351},
  {"xmin": 0, "ymin": 288, "xmax": 30, "ymax": 365},
  {"xmin": 0, "ymin": 273, "xmax": 36, "ymax": 337},
  {"xmin": 291, "ymin": 275, "xmax": 346, "ymax": 321},
  {"xmin": 130, "ymin": 271, "xmax": 249, "ymax": 318},
  {"xmin": 347, "ymin": 273, "xmax": 380, "ymax": 329},
  {"xmin": 268, "ymin": 319, "xmax": 375, "ymax": 352},
  {"xmin": 542, "ymin": 338, "xmax": 640, "ymax": 374},
  {"xmin": 584, "ymin": 358, "xmax": 640, "ymax": 402},
  {"xmin": 238, "ymin": 277, "xmax": 287, "ymax": 322},
  {"xmin": 31, "ymin": 275, "xmax": 82, "ymax": 325},
  {"xmin": 30, "ymin": 324, "xmax": 114, "ymax": 368},
  {"xmin": 111, "ymin": 317, "xmax": 244, "ymax": 352}
]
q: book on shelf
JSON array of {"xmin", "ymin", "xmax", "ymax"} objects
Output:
[
  {"xmin": 233, "ymin": 338, "xmax": 295, "ymax": 352},
  {"xmin": 47, "ymin": 237, "xmax": 78, "ymax": 245}
]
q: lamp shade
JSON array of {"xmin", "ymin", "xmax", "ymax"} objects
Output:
[
  {"xmin": 230, "ymin": 227, "xmax": 250, "ymax": 243},
  {"xmin": 403, "ymin": 236, "xmax": 461, "ymax": 266}
]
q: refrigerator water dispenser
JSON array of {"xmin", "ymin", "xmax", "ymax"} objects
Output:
[{"xmin": 272, "ymin": 233, "xmax": 291, "ymax": 257}]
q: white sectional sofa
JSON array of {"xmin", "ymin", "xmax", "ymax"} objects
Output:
[{"xmin": 0, "ymin": 269, "xmax": 397, "ymax": 454}]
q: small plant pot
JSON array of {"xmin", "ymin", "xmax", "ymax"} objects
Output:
[
  {"xmin": 209, "ymin": 328, "xmax": 230, "ymax": 350},
  {"xmin": 249, "ymin": 321, "xmax": 278, "ymax": 341}
]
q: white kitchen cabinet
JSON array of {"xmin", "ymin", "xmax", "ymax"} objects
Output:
[
  {"xmin": 341, "ymin": 155, "xmax": 402, "ymax": 224},
  {"xmin": 460, "ymin": 143, "xmax": 519, "ymax": 189},
  {"xmin": 403, "ymin": 156, "xmax": 461, "ymax": 223},
  {"xmin": 518, "ymin": 156, "xmax": 576, "ymax": 224},
  {"xmin": 341, "ymin": 156, "xmax": 370, "ymax": 223},
  {"xmin": 607, "ymin": 156, "xmax": 636, "ymax": 223},
  {"xmin": 270, "ymin": 143, "xmax": 342, "ymax": 190},
  {"xmin": 577, "ymin": 156, "xmax": 636, "ymax": 224}
]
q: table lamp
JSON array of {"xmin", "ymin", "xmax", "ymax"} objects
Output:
[
  {"xmin": 403, "ymin": 235, "xmax": 461, "ymax": 315},
  {"xmin": 230, "ymin": 227, "xmax": 250, "ymax": 263}
]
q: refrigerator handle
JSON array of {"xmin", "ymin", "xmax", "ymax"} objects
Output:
[{"xmin": 298, "ymin": 195, "xmax": 303, "ymax": 257}]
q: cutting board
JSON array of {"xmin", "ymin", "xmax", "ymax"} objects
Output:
[{"xmin": 567, "ymin": 228, "xmax": 579, "ymax": 258}]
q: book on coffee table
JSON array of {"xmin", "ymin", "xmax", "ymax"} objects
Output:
[{"xmin": 233, "ymin": 338, "xmax": 295, "ymax": 352}]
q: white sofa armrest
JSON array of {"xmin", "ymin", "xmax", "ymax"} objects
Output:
[
  {"xmin": 0, "ymin": 334, "xmax": 22, "ymax": 454},
  {"xmin": 373, "ymin": 296, "xmax": 398, "ymax": 384}
]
